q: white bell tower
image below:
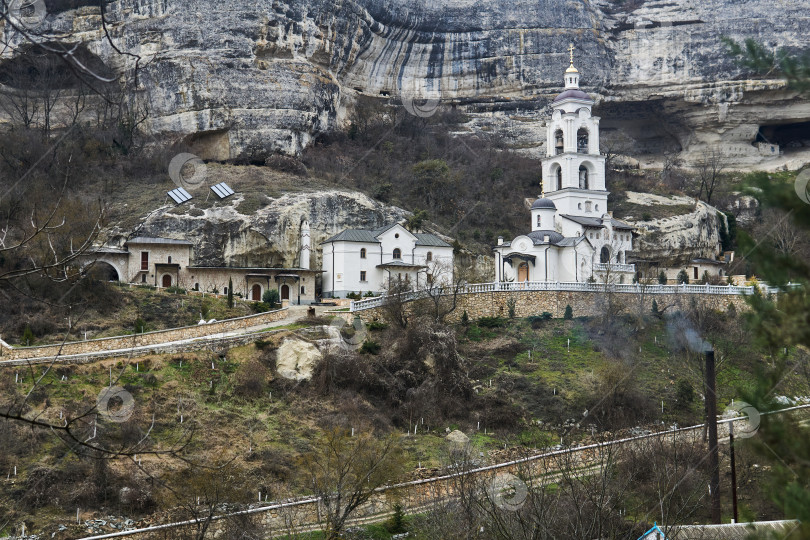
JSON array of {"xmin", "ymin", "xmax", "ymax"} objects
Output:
[{"xmin": 541, "ymin": 44, "xmax": 608, "ymax": 219}]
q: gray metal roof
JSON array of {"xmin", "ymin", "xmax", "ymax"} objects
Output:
[
  {"xmin": 692, "ymin": 258, "xmax": 725, "ymax": 265},
  {"xmin": 125, "ymin": 237, "xmax": 193, "ymax": 246},
  {"xmin": 611, "ymin": 218, "xmax": 635, "ymax": 230},
  {"xmin": 414, "ymin": 233, "xmax": 452, "ymax": 247},
  {"xmin": 323, "ymin": 225, "xmax": 452, "ymax": 247},
  {"xmin": 556, "ymin": 236, "xmax": 590, "ymax": 247},
  {"xmin": 560, "ymin": 214, "xmax": 604, "ymax": 228},
  {"xmin": 322, "ymin": 229, "xmax": 382, "ymax": 244},
  {"xmin": 559, "ymin": 214, "xmax": 635, "ymax": 231},
  {"xmin": 528, "ymin": 230, "xmax": 565, "ymax": 245}
]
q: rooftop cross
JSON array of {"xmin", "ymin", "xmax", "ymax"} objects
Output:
[{"xmin": 568, "ymin": 43, "xmax": 575, "ymax": 66}]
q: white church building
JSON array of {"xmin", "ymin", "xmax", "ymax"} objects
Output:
[
  {"xmin": 494, "ymin": 52, "xmax": 636, "ymax": 284},
  {"xmin": 321, "ymin": 223, "xmax": 454, "ymax": 298}
]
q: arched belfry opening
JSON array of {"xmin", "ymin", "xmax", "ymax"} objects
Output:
[
  {"xmin": 600, "ymin": 246, "xmax": 610, "ymax": 264},
  {"xmin": 579, "ymin": 165, "xmax": 589, "ymax": 190},
  {"xmin": 554, "ymin": 129, "xmax": 564, "ymax": 155},
  {"xmin": 556, "ymin": 166, "xmax": 563, "ymax": 190},
  {"xmin": 577, "ymin": 127, "xmax": 589, "ymax": 154}
]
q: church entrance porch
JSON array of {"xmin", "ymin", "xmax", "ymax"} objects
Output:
[
  {"xmin": 252, "ymin": 284, "xmax": 262, "ymax": 301},
  {"xmin": 518, "ymin": 262, "xmax": 530, "ymax": 282}
]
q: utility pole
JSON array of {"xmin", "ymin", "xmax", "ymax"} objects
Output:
[{"xmin": 705, "ymin": 349, "xmax": 721, "ymax": 524}]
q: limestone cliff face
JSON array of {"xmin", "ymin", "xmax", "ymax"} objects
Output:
[
  {"xmin": 131, "ymin": 190, "xmax": 408, "ymax": 270},
  {"xmin": 8, "ymin": 0, "xmax": 808, "ymax": 163}
]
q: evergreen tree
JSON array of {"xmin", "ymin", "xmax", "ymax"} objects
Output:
[
  {"xmin": 658, "ymin": 270, "xmax": 668, "ymax": 285},
  {"xmin": 676, "ymin": 269, "xmax": 690, "ymax": 284},
  {"xmin": 651, "ymin": 299, "xmax": 659, "ymax": 316},
  {"xmin": 227, "ymin": 278, "xmax": 234, "ymax": 308},
  {"xmin": 563, "ymin": 304, "xmax": 573, "ymax": 320}
]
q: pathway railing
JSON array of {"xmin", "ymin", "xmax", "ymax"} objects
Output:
[{"xmin": 351, "ymin": 281, "xmax": 790, "ymax": 312}]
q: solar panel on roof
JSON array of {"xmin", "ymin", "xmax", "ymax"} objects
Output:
[
  {"xmin": 210, "ymin": 182, "xmax": 235, "ymax": 199},
  {"xmin": 168, "ymin": 187, "xmax": 192, "ymax": 205}
]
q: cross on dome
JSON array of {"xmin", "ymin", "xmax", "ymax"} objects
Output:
[{"xmin": 566, "ymin": 43, "xmax": 579, "ymax": 74}]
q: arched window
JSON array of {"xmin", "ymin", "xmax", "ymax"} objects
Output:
[
  {"xmin": 600, "ymin": 246, "xmax": 610, "ymax": 264},
  {"xmin": 360, "ymin": 248, "xmax": 366, "ymax": 259},
  {"xmin": 426, "ymin": 251, "xmax": 433, "ymax": 262},
  {"xmin": 577, "ymin": 127, "xmax": 589, "ymax": 154},
  {"xmin": 536, "ymin": 215, "xmax": 542, "ymax": 227},
  {"xmin": 556, "ymin": 167, "xmax": 563, "ymax": 191},
  {"xmin": 579, "ymin": 165, "xmax": 589, "ymax": 190},
  {"xmin": 554, "ymin": 129, "xmax": 564, "ymax": 155},
  {"xmin": 168, "ymin": 256, "xmax": 172, "ymax": 264},
  {"xmin": 393, "ymin": 248, "xmax": 401, "ymax": 259}
]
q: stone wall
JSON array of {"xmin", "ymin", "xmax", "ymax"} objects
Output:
[
  {"xmin": 0, "ymin": 309, "xmax": 288, "ymax": 361},
  {"xmin": 353, "ymin": 289, "xmax": 751, "ymax": 323}
]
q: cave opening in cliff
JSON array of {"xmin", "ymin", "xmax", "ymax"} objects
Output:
[
  {"xmin": 595, "ymin": 100, "xmax": 684, "ymax": 157},
  {"xmin": 756, "ymin": 121, "xmax": 810, "ymax": 149}
]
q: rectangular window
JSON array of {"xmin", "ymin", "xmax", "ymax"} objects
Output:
[
  {"xmin": 360, "ymin": 271, "xmax": 366, "ymax": 282},
  {"xmin": 694, "ymin": 267, "xmax": 699, "ymax": 279},
  {"xmin": 140, "ymin": 251, "xmax": 149, "ymax": 271}
]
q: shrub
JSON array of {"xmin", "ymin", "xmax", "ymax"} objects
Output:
[
  {"xmin": 676, "ymin": 269, "xmax": 690, "ymax": 284},
  {"xmin": 460, "ymin": 310, "xmax": 469, "ymax": 326},
  {"xmin": 642, "ymin": 212, "xmax": 652, "ymax": 221},
  {"xmin": 255, "ymin": 339, "xmax": 271, "ymax": 350},
  {"xmin": 506, "ymin": 296, "xmax": 517, "ymax": 319},
  {"xmin": 651, "ymin": 299, "xmax": 659, "ymax": 316},
  {"xmin": 346, "ymin": 291, "xmax": 362, "ymax": 300},
  {"xmin": 367, "ymin": 321, "xmax": 388, "ymax": 331},
  {"xmin": 201, "ymin": 301, "xmax": 211, "ymax": 319},
  {"xmin": 262, "ymin": 289, "xmax": 279, "ymax": 305},
  {"xmin": 252, "ymin": 301, "xmax": 271, "ymax": 313},
  {"xmin": 563, "ymin": 305, "xmax": 573, "ymax": 320},
  {"xmin": 133, "ymin": 318, "xmax": 148, "ymax": 333},
  {"xmin": 363, "ymin": 290, "xmax": 376, "ymax": 297},
  {"xmin": 166, "ymin": 285, "xmax": 186, "ymax": 294},
  {"xmin": 359, "ymin": 340, "xmax": 381, "ymax": 355},
  {"xmin": 675, "ymin": 379, "xmax": 694, "ymax": 408},
  {"xmin": 477, "ymin": 316, "xmax": 506, "ymax": 328},
  {"xmin": 21, "ymin": 325, "xmax": 35, "ymax": 346}
]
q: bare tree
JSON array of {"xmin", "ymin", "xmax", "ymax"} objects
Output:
[
  {"xmin": 296, "ymin": 428, "xmax": 405, "ymax": 539},
  {"xmin": 694, "ymin": 147, "xmax": 727, "ymax": 204}
]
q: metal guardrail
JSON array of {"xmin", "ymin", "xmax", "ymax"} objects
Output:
[{"xmin": 350, "ymin": 281, "xmax": 790, "ymax": 312}]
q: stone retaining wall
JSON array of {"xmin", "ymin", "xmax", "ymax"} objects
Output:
[
  {"xmin": 75, "ymin": 415, "xmax": 771, "ymax": 540},
  {"xmin": 353, "ymin": 289, "xmax": 750, "ymax": 323},
  {"xmin": 0, "ymin": 309, "xmax": 288, "ymax": 361}
]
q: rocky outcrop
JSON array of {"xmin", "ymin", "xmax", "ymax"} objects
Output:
[
  {"xmin": 132, "ymin": 188, "xmax": 408, "ymax": 269},
  {"xmin": 630, "ymin": 201, "xmax": 723, "ymax": 265},
  {"xmin": 276, "ymin": 338, "xmax": 322, "ymax": 381},
  {"xmin": 3, "ymin": 0, "xmax": 808, "ymax": 164}
]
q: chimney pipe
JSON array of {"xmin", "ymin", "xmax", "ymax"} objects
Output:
[
  {"xmin": 497, "ymin": 236, "xmax": 504, "ymax": 246},
  {"xmin": 705, "ymin": 349, "xmax": 721, "ymax": 524}
]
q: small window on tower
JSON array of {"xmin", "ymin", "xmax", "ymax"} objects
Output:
[
  {"xmin": 360, "ymin": 271, "xmax": 366, "ymax": 282},
  {"xmin": 360, "ymin": 248, "xmax": 366, "ymax": 259},
  {"xmin": 536, "ymin": 215, "xmax": 541, "ymax": 227},
  {"xmin": 393, "ymin": 248, "xmax": 401, "ymax": 259},
  {"xmin": 426, "ymin": 251, "xmax": 433, "ymax": 262}
]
